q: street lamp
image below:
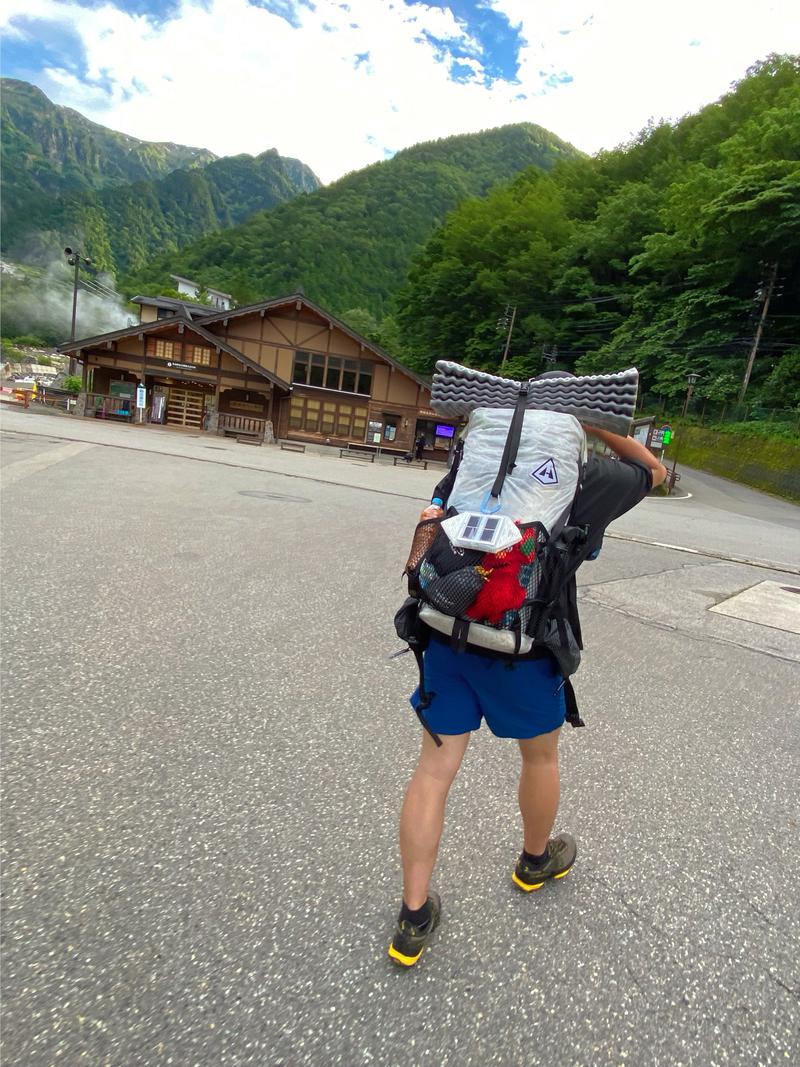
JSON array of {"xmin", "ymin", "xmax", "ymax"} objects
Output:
[
  {"xmin": 682, "ymin": 372, "xmax": 700, "ymax": 418},
  {"xmin": 64, "ymin": 247, "xmax": 91, "ymax": 375}
]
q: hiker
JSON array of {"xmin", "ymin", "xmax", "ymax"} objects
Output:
[{"xmin": 388, "ymin": 395, "xmax": 667, "ymax": 967}]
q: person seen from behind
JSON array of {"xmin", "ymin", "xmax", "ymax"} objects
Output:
[{"xmin": 388, "ymin": 374, "xmax": 668, "ymax": 967}]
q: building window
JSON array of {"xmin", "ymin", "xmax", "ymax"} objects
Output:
[
  {"xmin": 288, "ymin": 395, "xmax": 367, "ymax": 439},
  {"xmin": 339, "ymin": 360, "xmax": 355, "ymax": 392},
  {"xmin": 304, "ymin": 398, "xmax": 321, "ymax": 432},
  {"xmin": 321, "ymin": 402, "xmax": 336, "ymax": 434},
  {"xmin": 289, "ymin": 397, "xmax": 304, "ymax": 429},
  {"xmin": 292, "ymin": 352, "xmax": 309, "ymax": 384},
  {"xmin": 357, "ymin": 367, "xmax": 372, "ymax": 394},
  {"xmin": 308, "ymin": 355, "xmax": 325, "ymax": 388},
  {"xmin": 191, "ymin": 346, "xmax": 212, "ymax": 366},
  {"xmin": 146, "ymin": 338, "xmax": 176, "ymax": 360},
  {"xmin": 353, "ymin": 408, "xmax": 367, "ymax": 437},
  {"xmin": 383, "ymin": 415, "xmax": 398, "ymax": 442},
  {"xmin": 291, "ymin": 351, "xmax": 373, "ymax": 395},
  {"xmin": 325, "ymin": 360, "xmax": 341, "ymax": 390}
]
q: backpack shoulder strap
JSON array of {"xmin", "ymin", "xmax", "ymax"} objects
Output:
[{"xmin": 487, "ymin": 384, "xmax": 529, "ymax": 504}]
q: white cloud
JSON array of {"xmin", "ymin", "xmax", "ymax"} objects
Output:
[{"xmin": 3, "ymin": 0, "xmax": 799, "ymax": 182}]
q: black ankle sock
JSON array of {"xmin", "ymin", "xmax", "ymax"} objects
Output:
[
  {"xmin": 400, "ymin": 899, "xmax": 431, "ymax": 928},
  {"xmin": 523, "ymin": 847, "xmax": 549, "ymax": 866}
]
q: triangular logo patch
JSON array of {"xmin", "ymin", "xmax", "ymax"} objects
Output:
[{"xmin": 530, "ymin": 458, "xmax": 558, "ymax": 486}]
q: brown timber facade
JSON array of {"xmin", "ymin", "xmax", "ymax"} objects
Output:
[{"xmin": 59, "ymin": 293, "xmax": 457, "ymax": 456}]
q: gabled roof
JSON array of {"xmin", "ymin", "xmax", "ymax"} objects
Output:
[
  {"xmin": 58, "ymin": 313, "xmax": 291, "ymax": 391},
  {"xmin": 131, "ymin": 295, "xmax": 215, "ymax": 319},
  {"xmin": 198, "ymin": 292, "xmax": 431, "ymax": 391}
]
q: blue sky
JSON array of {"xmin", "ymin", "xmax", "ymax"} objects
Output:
[{"xmin": 2, "ymin": 1, "xmax": 797, "ymax": 182}]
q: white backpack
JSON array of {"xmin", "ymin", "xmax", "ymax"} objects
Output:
[{"xmin": 405, "ymin": 391, "xmax": 587, "ymax": 657}]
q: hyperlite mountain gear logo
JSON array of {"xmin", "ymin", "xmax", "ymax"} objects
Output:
[{"xmin": 530, "ymin": 458, "xmax": 558, "ymax": 486}]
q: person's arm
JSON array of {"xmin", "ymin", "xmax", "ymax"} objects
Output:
[
  {"xmin": 423, "ymin": 436, "xmax": 464, "ymax": 517},
  {"xmin": 586, "ymin": 427, "xmax": 667, "ymax": 488}
]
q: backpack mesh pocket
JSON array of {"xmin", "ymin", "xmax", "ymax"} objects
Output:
[
  {"xmin": 425, "ymin": 567, "xmax": 485, "ymax": 617},
  {"xmin": 404, "ymin": 518, "xmax": 441, "ymax": 576}
]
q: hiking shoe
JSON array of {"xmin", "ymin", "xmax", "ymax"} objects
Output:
[
  {"xmin": 512, "ymin": 833, "xmax": 577, "ymax": 892},
  {"xmin": 388, "ymin": 891, "xmax": 441, "ymax": 968}
]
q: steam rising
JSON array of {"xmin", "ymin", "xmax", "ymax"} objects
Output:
[{"xmin": 1, "ymin": 258, "xmax": 133, "ymax": 342}]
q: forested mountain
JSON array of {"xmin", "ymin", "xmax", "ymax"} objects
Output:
[
  {"xmin": 123, "ymin": 124, "xmax": 579, "ymax": 317},
  {"xmin": 6, "ymin": 149, "xmax": 321, "ymax": 275},
  {"xmin": 396, "ymin": 55, "xmax": 800, "ymax": 411},
  {"xmin": 2, "ymin": 79, "xmax": 213, "ymax": 219},
  {"xmin": 1, "ymin": 79, "xmax": 320, "ymax": 274}
]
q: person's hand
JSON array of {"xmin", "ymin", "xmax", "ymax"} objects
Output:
[{"xmin": 420, "ymin": 504, "xmax": 444, "ymax": 521}]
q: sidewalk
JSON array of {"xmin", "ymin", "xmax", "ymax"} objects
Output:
[{"xmin": 0, "ymin": 406, "xmax": 441, "ymax": 502}]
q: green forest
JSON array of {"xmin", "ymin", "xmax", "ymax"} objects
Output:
[
  {"xmin": 123, "ymin": 123, "xmax": 578, "ymax": 318},
  {"xmin": 395, "ymin": 56, "xmax": 800, "ymax": 418}
]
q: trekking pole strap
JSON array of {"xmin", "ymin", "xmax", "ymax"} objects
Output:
[
  {"xmin": 412, "ymin": 647, "xmax": 443, "ymax": 746},
  {"xmin": 489, "ymin": 384, "xmax": 529, "ymax": 500},
  {"xmin": 563, "ymin": 676, "xmax": 585, "ymax": 729}
]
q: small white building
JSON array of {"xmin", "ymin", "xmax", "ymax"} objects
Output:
[{"xmin": 169, "ymin": 275, "xmax": 232, "ymax": 311}]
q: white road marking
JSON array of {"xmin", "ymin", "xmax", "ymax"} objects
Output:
[
  {"xmin": 0, "ymin": 441, "xmax": 94, "ymax": 489},
  {"xmin": 606, "ymin": 531, "xmax": 800, "ymax": 576}
]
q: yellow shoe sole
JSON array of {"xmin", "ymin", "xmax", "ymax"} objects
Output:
[
  {"xmin": 512, "ymin": 866, "xmax": 572, "ymax": 892},
  {"xmin": 388, "ymin": 943, "xmax": 423, "ymax": 967}
]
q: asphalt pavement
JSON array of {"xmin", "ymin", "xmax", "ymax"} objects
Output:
[{"xmin": 1, "ymin": 414, "xmax": 799, "ymax": 1067}]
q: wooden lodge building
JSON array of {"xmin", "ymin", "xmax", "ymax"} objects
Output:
[{"xmin": 59, "ymin": 293, "xmax": 457, "ymax": 457}]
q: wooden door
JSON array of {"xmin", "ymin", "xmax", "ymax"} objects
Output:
[{"xmin": 166, "ymin": 387, "xmax": 204, "ymax": 429}]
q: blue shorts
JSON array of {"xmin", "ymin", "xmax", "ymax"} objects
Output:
[{"xmin": 410, "ymin": 636, "xmax": 567, "ymax": 739}]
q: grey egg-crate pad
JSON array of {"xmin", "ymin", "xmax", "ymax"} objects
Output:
[{"xmin": 431, "ymin": 361, "xmax": 639, "ymax": 436}]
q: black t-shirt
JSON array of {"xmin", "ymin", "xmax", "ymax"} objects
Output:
[
  {"xmin": 559, "ymin": 456, "xmax": 653, "ymax": 648},
  {"xmin": 572, "ymin": 456, "xmax": 653, "ymax": 554}
]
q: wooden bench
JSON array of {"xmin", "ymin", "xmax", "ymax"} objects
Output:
[
  {"xmin": 393, "ymin": 456, "xmax": 428, "ymax": 471},
  {"xmin": 236, "ymin": 434, "xmax": 262, "ymax": 446},
  {"xmin": 280, "ymin": 440, "xmax": 306, "ymax": 453},
  {"xmin": 339, "ymin": 446, "xmax": 375, "ymax": 462}
]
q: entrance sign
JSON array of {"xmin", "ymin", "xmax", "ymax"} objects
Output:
[
  {"xmin": 662, "ymin": 425, "xmax": 674, "ymax": 446},
  {"xmin": 136, "ymin": 385, "xmax": 146, "ymax": 409}
]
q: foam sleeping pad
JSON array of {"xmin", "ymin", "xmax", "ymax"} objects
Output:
[{"xmin": 431, "ymin": 361, "xmax": 639, "ymax": 437}]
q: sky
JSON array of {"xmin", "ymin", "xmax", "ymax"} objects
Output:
[{"xmin": 2, "ymin": 0, "xmax": 798, "ymax": 184}]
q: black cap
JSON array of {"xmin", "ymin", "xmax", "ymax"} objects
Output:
[{"xmin": 533, "ymin": 369, "xmax": 576, "ymax": 381}]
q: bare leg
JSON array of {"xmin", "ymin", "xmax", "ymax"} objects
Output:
[
  {"xmin": 517, "ymin": 728, "xmax": 561, "ymax": 855},
  {"xmin": 399, "ymin": 731, "xmax": 470, "ymax": 909}
]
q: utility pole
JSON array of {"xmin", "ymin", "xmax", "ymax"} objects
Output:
[
  {"xmin": 740, "ymin": 261, "xmax": 778, "ymax": 401},
  {"xmin": 500, "ymin": 305, "xmax": 516, "ymax": 367},
  {"xmin": 64, "ymin": 247, "xmax": 91, "ymax": 375}
]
